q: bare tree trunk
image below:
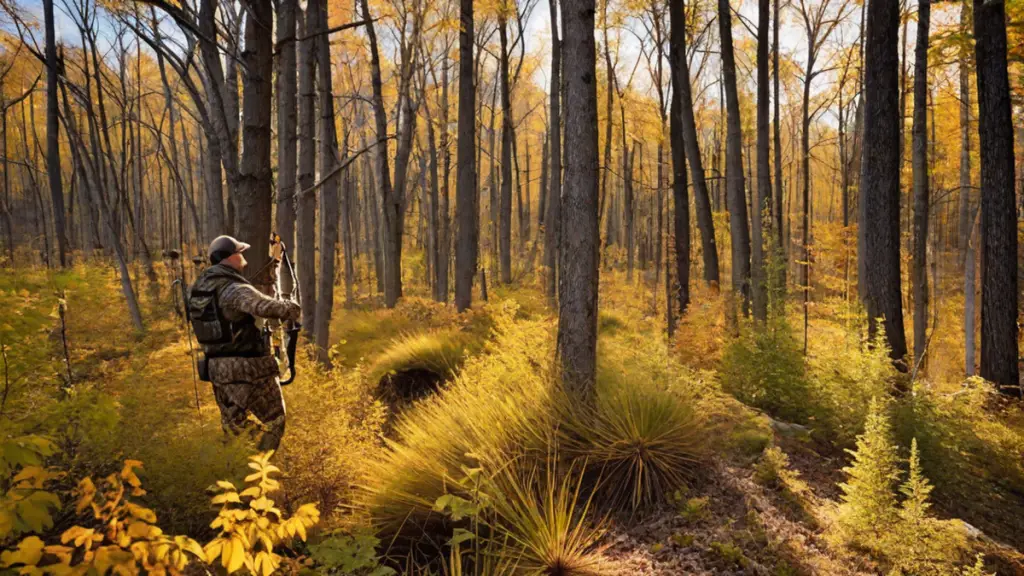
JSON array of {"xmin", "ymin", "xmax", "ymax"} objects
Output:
[
  {"xmin": 911, "ymin": 0, "xmax": 931, "ymax": 364},
  {"xmin": 670, "ymin": 0, "xmax": 718, "ymax": 289},
  {"xmin": 965, "ymin": 205, "xmax": 979, "ymax": 376},
  {"xmin": 860, "ymin": 0, "xmax": 908, "ymax": 366},
  {"xmin": 558, "ymin": 0, "xmax": 600, "ymax": 397},
  {"xmin": 313, "ymin": 0, "xmax": 340, "ymax": 364},
  {"xmin": 43, "ymin": 0, "xmax": 69, "ymax": 267},
  {"xmin": 438, "ymin": 61, "xmax": 451, "ymax": 303},
  {"xmin": 958, "ymin": 2, "xmax": 972, "ymax": 255},
  {"xmin": 625, "ymin": 143, "xmax": 635, "ymax": 281},
  {"xmin": 498, "ymin": 14, "xmax": 513, "ymax": 284},
  {"xmin": 719, "ymin": 0, "xmax": 751, "ymax": 314},
  {"xmin": 544, "ymin": 0, "xmax": 562, "ymax": 304},
  {"xmin": 236, "ymin": 0, "xmax": 275, "ymax": 288},
  {"xmin": 773, "ymin": 0, "xmax": 784, "ymax": 289},
  {"xmin": 297, "ymin": 4, "xmax": 317, "ymax": 332},
  {"xmin": 973, "ymin": 0, "xmax": 1020, "ymax": 394},
  {"xmin": 753, "ymin": 0, "xmax": 770, "ymax": 321},
  {"xmin": 454, "ymin": 0, "xmax": 477, "ymax": 311},
  {"xmin": 276, "ymin": 0, "xmax": 298, "ymax": 295}
]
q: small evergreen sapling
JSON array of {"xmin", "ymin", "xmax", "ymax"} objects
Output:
[{"xmin": 836, "ymin": 397, "xmax": 900, "ymax": 545}]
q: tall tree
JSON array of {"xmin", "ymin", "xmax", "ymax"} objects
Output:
[
  {"xmin": 275, "ymin": 0, "xmax": 298, "ymax": 296},
  {"xmin": 313, "ymin": 0, "xmax": 340, "ymax": 364},
  {"xmin": 859, "ymin": 0, "xmax": 907, "ymax": 366},
  {"xmin": 454, "ymin": 0, "xmax": 477, "ymax": 311},
  {"xmin": 43, "ymin": 0, "xmax": 69, "ymax": 267},
  {"xmin": 669, "ymin": 0, "xmax": 719, "ymax": 307},
  {"xmin": 558, "ymin": 0, "xmax": 599, "ymax": 396},
  {"xmin": 236, "ymin": 0, "xmax": 275, "ymax": 287},
  {"xmin": 957, "ymin": 3, "xmax": 972, "ymax": 255},
  {"xmin": 718, "ymin": 0, "xmax": 751, "ymax": 314},
  {"xmin": 753, "ymin": 0, "xmax": 770, "ymax": 321},
  {"xmin": 910, "ymin": 0, "xmax": 930, "ymax": 365},
  {"xmin": 498, "ymin": 9, "xmax": 513, "ymax": 284},
  {"xmin": 297, "ymin": 1, "xmax": 317, "ymax": 333},
  {"xmin": 543, "ymin": 0, "xmax": 561, "ymax": 304},
  {"xmin": 772, "ymin": 0, "xmax": 785, "ymax": 295},
  {"xmin": 973, "ymin": 0, "xmax": 1019, "ymax": 394}
]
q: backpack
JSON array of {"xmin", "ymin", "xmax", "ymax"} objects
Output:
[{"xmin": 188, "ymin": 288, "xmax": 232, "ymax": 345}]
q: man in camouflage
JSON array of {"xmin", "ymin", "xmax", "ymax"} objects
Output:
[{"xmin": 188, "ymin": 235, "xmax": 300, "ymax": 451}]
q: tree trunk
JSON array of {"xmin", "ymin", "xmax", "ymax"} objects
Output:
[
  {"xmin": 438, "ymin": 61, "xmax": 451, "ymax": 303},
  {"xmin": 558, "ymin": 0, "xmax": 600, "ymax": 397},
  {"xmin": 544, "ymin": 0, "xmax": 562, "ymax": 304},
  {"xmin": 313, "ymin": 0, "xmax": 340, "ymax": 364},
  {"xmin": 772, "ymin": 0, "xmax": 784, "ymax": 295},
  {"xmin": 965, "ymin": 206, "xmax": 979, "ymax": 376},
  {"xmin": 911, "ymin": 0, "xmax": 931, "ymax": 365},
  {"xmin": 860, "ymin": 0, "xmax": 908, "ymax": 365},
  {"xmin": 498, "ymin": 15, "xmax": 513, "ymax": 285},
  {"xmin": 753, "ymin": 0, "xmax": 770, "ymax": 321},
  {"xmin": 973, "ymin": 0, "xmax": 1020, "ymax": 394},
  {"xmin": 958, "ymin": 2, "xmax": 972, "ymax": 256},
  {"xmin": 670, "ymin": 0, "xmax": 718, "ymax": 289},
  {"xmin": 454, "ymin": 0, "xmax": 477, "ymax": 311},
  {"xmin": 719, "ymin": 0, "xmax": 751, "ymax": 314},
  {"xmin": 236, "ymin": 0, "xmax": 275, "ymax": 288},
  {"xmin": 297, "ymin": 3, "xmax": 317, "ymax": 333},
  {"xmin": 275, "ymin": 0, "xmax": 298, "ymax": 296},
  {"xmin": 43, "ymin": 0, "xmax": 69, "ymax": 267}
]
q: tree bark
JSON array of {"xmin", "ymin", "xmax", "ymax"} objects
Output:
[
  {"xmin": 236, "ymin": 0, "xmax": 275, "ymax": 288},
  {"xmin": 498, "ymin": 14, "xmax": 513, "ymax": 284},
  {"xmin": 719, "ymin": 0, "xmax": 751, "ymax": 314},
  {"xmin": 275, "ymin": 0, "xmax": 298, "ymax": 296},
  {"xmin": 454, "ymin": 0, "xmax": 477, "ymax": 311},
  {"xmin": 544, "ymin": 0, "xmax": 562, "ymax": 304},
  {"xmin": 973, "ymin": 0, "xmax": 1020, "ymax": 394},
  {"xmin": 558, "ymin": 0, "xmax": 600, "ymax": 397},
  {"xmin": 911, "ymin": 0, "xmax": 930, "ymax": 364},
  {"xmin": 958, "ymin": 2, "xmax": 972, "ymax": 255},
  {"xmin": 297, "ymin": 2, "xmax": 317, "ymax": 333},
  {"xmin": 859, "ymin": 0, "xmax": 908, "ymax": 365},
  {"xmin": 772, "ymin": 0, "xmax": 784, "ymax": 295},
  {"xmin": 43, "ymin": 0, "xmax": 69, "ymax": 267},
  {"xmin": 670, "ymin": 0, "xmax": 718, "ymax": 289},
  {"xmin": 313, "ymin": 0, "xmax": 340, "ymax": 364},
  {"xmin": 753, "ymin": 0, "xmax": 770, "ymax": 321}
]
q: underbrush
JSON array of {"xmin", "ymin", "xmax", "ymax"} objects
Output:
[
  {"xmin": 720, "ymin": 315, "xmax": 897, "ymax": 449},
  {"xmin": 357, "ymin": 301, "xmax": 727, "ymax": 569}
]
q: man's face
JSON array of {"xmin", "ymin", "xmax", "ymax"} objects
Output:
[{"xmin": 224, "ymin": 252, "xmax": 247, "ymax": 271}]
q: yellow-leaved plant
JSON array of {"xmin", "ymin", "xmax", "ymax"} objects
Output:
[
  {"xmin": 1, "ymin": 459, "xmax": 204, "ymax": 575},
  {"xmin": 203, "ymin": 451, "xmax": 320, "ymax": 576}
]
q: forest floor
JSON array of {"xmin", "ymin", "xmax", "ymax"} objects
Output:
[{"xmin": 3, "ymin": 260, "xmax": 1024, "ymax": 575}]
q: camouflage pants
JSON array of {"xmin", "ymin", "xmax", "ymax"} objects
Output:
[{"xmin": 208, "ymin": 356, "xmax": 286, "ymax": 451}]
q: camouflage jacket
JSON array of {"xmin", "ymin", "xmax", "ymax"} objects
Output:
[{"xmin": 189, "ymin": 264, "xmax": 300, "ymax": 360}]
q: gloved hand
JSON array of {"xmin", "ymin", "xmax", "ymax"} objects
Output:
[{"xmin": 285, "ymin": 301, "xmax": 302, "ymax": 322}]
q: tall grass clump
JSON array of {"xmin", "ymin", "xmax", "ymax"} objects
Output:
[
  {"xmin": 369, "ymin": 330, "xmax": 472, "ymax": 404},
  {"xmin": 563, "ymin": 378, "xmax": 706, "ymax": 512},
  {"xmin": 487, "ymin": 462, "xmax": 612, "ymax": 576},
  {"xmin": 356, "ymin": 303, "xmax": 559, "ymax": 549}
]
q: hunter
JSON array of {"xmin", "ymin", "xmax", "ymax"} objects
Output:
[{"xmin": 188, "ymin": 235, "xmax": 301, "ymax": 451}]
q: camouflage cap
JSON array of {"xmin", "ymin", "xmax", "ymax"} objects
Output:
[{"xmin": 208, "ymin": 235, "xmax": 251, "ymax": 260}]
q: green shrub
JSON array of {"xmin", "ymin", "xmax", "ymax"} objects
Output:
[
  {"xmin": 806, "ymin": 332, "xmax": 895, "ymax": 448},
  {"xmin": 720, "ymin": 321, "xmax": 810, "ymax": 424}
]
